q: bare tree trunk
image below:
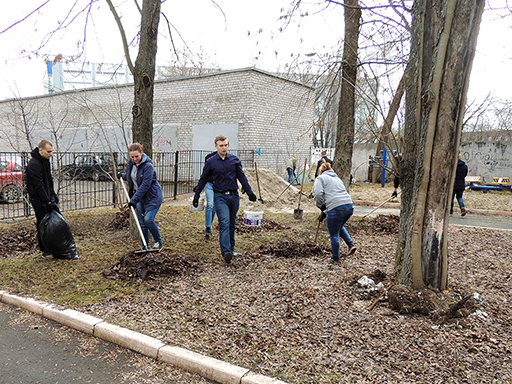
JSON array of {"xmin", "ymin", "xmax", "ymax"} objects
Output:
[
  {"xmin": 333, "ymin": 0, "xmax": 361, "ymax": 188},
  {"xmin": 371, "ymin": 68, "xmax": 408, "ymax": 183},
  {"xmin": 396, "ymin": 0, "xmax": 484, "ymax": 289},
  {"xmin": 131, "ymin": 0, "xmax": 161, "ymax": 158}
]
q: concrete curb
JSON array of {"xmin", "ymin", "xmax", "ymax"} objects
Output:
[{"xmin": 0, "ymin": 291, "xmax": 287, "ymax": 384}]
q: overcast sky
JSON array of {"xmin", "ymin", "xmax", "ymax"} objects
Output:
[{"xmin": 0, "ymin": 1, "xmax": 510, "ymax": 103}]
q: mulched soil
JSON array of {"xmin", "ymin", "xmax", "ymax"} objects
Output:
[
  {"xmin": 103, "ymin": 250, "xmax": 200, "ymax": 281},
  {"xmin": 347, "ymin": 214, "xmax": 400, "ymax": 234},
  {"xmin": 107, "ymin": 210, "xmax": 130, "ymax": 230},
  {"xmin": 253, "ymin": 240, "xmax": 330, "ymax": 258},
  {"xmin": 0, "ymin": 228, "xmax": 38, "ymax": 257}
]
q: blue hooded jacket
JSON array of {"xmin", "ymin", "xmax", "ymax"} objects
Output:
[{"xmin": 125, "ymin": 153, "xmax": 164, "ymax": 214}]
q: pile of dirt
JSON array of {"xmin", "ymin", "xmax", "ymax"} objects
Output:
[
  {"xmin": 240, "ymin": 168, "xmax": 317, "ymax": 213},
  {"xmin": 103, "ymin": 251, "xmax": 200, "ymax": 281},
  {"xmin": 371, "ymin": 214, "xmax": 399, "ymax": 233},
  {"xmin": 0, "ymin": 228, "xmax": 38, "ymax": 257},
  {"xmin": 348, "ymin": 214, "xmax": 400, "ymax": 234},
  {"xmin": 107, "ymin": 210, "xmax": 130, "ymax": 230},
  {"xmin": 254, "ymin": 239, "xmax": 330, "ymax": 258}
]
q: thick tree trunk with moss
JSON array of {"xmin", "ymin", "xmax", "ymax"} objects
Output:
[
  {"xmin": 396, "ymin": 0, "xmax": 484, "ymax": 289},
  {"xmin": 333, "ymin": 0, "xmax": 361, "ymax": 189},
  {"xmin": 131, "ymin": 0, "xmax": 161, "ymax": 158}
]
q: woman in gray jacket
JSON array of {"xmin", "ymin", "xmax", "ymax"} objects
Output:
[{"xmin": 314, "ymin": 162, "xmax": 357, "ymax": 262}]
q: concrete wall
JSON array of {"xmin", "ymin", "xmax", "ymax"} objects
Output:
[{"xmin": 460, "ymin": 141, "xmax": 512, "ymax": 183}]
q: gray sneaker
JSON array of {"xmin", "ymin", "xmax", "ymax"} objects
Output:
[
  {"xmin": 153, "ymin": 241, "xmax": 163, "ymax": 250},
  {"xmin": 204, "ymin": 227, "xmax": 212, "ymax": 238}
]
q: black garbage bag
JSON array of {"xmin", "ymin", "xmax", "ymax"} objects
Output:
[{"xmin": 39, "ymin": 211, "xmax": 79, "ymax": 260}]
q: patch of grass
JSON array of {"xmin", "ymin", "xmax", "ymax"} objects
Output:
[{"xmin": 0, "ymin": 205, "xmax": 322, "ymax": 308}]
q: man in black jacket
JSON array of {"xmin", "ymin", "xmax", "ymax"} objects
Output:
[
  {"xmin": 25, "ymin": 140, "xmax": 60, "ymax": 257},
  {"xmin": 450, "ymin": 155, "xmax": 468, "ymax": 216},
  {"xmin": 314, "ymin": 151, "xmax": 334, "ymax": 179}
]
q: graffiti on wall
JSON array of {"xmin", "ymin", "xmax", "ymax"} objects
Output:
[{"xmin": 460, "ymin": 142, "xmax": 511, "ymax": 182}]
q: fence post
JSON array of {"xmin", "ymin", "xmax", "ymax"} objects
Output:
[
  {"xmin": 21, "ymin": 152, "xmax": 31, "ymax": 217},
  {"xmin": 173, "ymin": 151, "xmax": 179, "ymax": 200},
  {"xmin": 112, "ymin": 152, "xmax": 118, "ymax": 206},
  {"xmin": 381, "ymin": 148, "xmax": 387, "ymax": 188}
]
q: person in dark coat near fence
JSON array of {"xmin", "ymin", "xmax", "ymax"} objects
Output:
[
  {"xmin": 25, "ymin": 140, "xmax": 60, "ymax": 257},
  {"xmin": 451, "ymin": 154, "xmax": 468, "ymax": 216},
  {"xmin": 124, "ymin": 143, "xmax": 165, "ymax": 250}
]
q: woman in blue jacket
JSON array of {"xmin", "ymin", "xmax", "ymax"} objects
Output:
[{"xmin": 125, "ymin": 143, "xmax": 164, "ymax": 250}]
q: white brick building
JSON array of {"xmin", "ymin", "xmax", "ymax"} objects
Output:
[{"xmin": 0, "ymin": 68, "xmax": 315, "ymax": 174}]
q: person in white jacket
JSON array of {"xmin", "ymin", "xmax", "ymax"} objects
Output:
[{"xmin": 314, "ymin": 162, "xmax": 357, "ymax": 262}]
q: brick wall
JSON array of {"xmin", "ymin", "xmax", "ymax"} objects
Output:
[{"xmin": 0, "ymin": 68, "xmax": 315, "ymax": 174}]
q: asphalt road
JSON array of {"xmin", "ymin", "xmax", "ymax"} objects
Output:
[{"xmin": 0, "ymin": 302, "xmax": 212, "ymax": 384}]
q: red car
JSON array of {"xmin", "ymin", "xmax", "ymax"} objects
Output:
[{"xmin": 0, "ymin": 158, "xmax": 23, "ymax": 204}]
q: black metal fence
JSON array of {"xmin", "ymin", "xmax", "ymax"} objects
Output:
[{"xmin": 0, "ymin": 150, "xmax": 255, "ymax": 221}]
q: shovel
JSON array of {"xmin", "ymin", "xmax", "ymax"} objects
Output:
[
  {"xmin": 294, "ymin": 158, "xmax": 308, "ymax": 220},
  {"xmin": 254, "ymin": 161, "xmax": 264, "ymax": 203},
  {"xmin": 361, "ymin": 191, "xmax": 401, "ymax": 219},
  {"xmin": 120, "ymin": 178, "xmax": 160, "ymax": 255},
  {"xmin": 314, "ymin": 219, "xmax": 321, "ymax": 243}
]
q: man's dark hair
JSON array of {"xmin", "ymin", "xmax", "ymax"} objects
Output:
[{"xmin": 215, "ymin": 135, "xmax": 228, "ymax": 144}]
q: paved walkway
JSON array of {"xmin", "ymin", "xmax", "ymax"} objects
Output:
[
  {"xmin": 0, "ymin": 302, "xmax": 210, "ymax": 384},
  {"xmin": 354, "ymin": 205, "xmax": 512, "ymax": 231}
]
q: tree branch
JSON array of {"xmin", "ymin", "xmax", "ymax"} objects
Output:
[{"xmin": 106, "ymin": 0, "xmax": 135, "ymax": 75}]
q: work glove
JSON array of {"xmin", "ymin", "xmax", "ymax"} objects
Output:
[
  {"xmin": 45, "ymin": 202, "xmax": 53, "ymax": 214},
  {"xmin": 192, "ymin": 198, "xmax": 199, "ymax": 208},
  {"xmin": 248, "ymin": 193, "xmax": 257, "ymax": 202},
  {"xmin": 391, "ymin": 191, "xmax": 398, "ymax": 198},
  {"xmin": 128, "ymin": 201, "xmax": 137, "ymax": 209},
  {"xmin": 318, "ymin": 211, "xmax": 326, "ymax": 222}
]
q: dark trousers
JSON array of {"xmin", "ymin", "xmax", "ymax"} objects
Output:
[{"xmin": 30, "ymin": 197, "xmax": 60, "ymax": 253}]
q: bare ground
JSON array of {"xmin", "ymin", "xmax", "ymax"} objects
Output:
[
  {"xmin": 1, "ymin": 169, "xmax": 512, "ymax": 383},
  {"xmin": 88, "ymin": 212, "xmax": 512, "ymax": 383}
]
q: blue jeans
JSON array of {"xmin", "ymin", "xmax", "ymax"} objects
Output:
[
  {"xmin": 287, "ymin": 168, "xmax": 295, "ymax": 184},
  {"xmin": 214, "ymin": 193, "xmax": 239, "ymax": 256},
  {"xmin": 326, "ymin": 204, "xmax": 354, "ymax": 261},
  {"xmin": 136, "ymin": 201, "xmax": 162, "ymax": 249},
  {"xmin": 204, "ymin": 182, "xmax": 215, "ymax": 229},
  {"xmin": 450, "ymin": 189, "xmax": 465, "ymax": 213}
]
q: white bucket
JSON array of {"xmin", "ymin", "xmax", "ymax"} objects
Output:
[
  {"xmin": 189, "ymin": 197, "xmax": 205, "ymax": 212},
  {"xmin": 243, "ymin": 210, "xmax": 264, "ymax": 226}
]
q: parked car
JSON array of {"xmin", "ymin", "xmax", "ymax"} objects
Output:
[
  {"xmin": 0, "ymin": 157, "xmax": 23, "ymax": 203},
  {"xmin": 61, "ymin": 154, "xmax": 127, "ymax": 182}
]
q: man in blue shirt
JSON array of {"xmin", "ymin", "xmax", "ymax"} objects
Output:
[{"xmin": 193, "ymin": 135, "xmax": 257, "ymax": 263}]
